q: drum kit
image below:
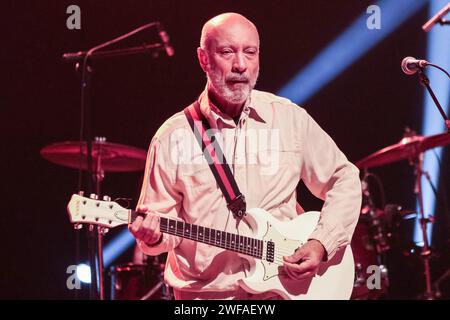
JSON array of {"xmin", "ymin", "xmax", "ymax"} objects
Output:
[
  {"xmin": 40, "ymin": 128, "xmax": 450, "ymax": 299},
  {"xmin": 352, "ymin": 129, "xmax": 450, "ymax": 299}
]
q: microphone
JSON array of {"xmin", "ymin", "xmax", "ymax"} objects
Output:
[
  {"xmin": 401, "ymin": 56, "xmax": 429, "ymax": 75},
  {"xmin": 158, "ymin": 26, "xmax": 175, "ymax": 57},
  {"xmin": 422, "ymin": 2, "xmax": 450, "ymax": 32}
]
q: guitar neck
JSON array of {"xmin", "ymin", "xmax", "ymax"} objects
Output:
[{"xmin": 130, "ymin": 210, "xmax": 263, "ymax": 259}]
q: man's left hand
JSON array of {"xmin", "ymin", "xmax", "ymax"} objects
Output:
[{"xmin": 283, "ymin": 239, "xmax": 326, "ymax": 280}]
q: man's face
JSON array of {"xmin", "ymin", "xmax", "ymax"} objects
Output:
[{"xmin": 203, "ymin": 22, "xmax": 260, "ymax": 106}]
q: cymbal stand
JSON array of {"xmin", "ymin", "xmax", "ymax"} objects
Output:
[
  {"xmin": 92, "ymin": 137, "xmax": 110, "ymax": 300},
  {"xmin": 411, "ymin": 153, "xmax": 434, "ymax": 299},
  {"xmin": 82, "ymin": 137, "xmax": 109, "ymax": 300},
  {"xmin": 79, "ymin": 60, "xmax": 99, "ymax": 300}
]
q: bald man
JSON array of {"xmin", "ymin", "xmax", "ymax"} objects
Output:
[{"xmin": 130, "ymin": 13, "xmax": 361, "ymax": 300}]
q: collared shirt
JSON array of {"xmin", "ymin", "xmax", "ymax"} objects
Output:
[{"xmin": 137, "ymin": 87, "xmax": 362, "ymax": 292}]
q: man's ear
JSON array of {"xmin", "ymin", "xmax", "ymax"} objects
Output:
[{"xmin": 197, "ymin": 47, "xmax": 208, "ymax": 73}]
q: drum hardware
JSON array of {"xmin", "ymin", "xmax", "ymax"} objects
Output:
[
  {"xmin": 109, "ymin": 255, "xmax": 172, "ymax": 300},
  {"xmin": 410, "ymin": 152, "xmax": 434, "ymax": 299},
  {"xmin": 139, "ymin": 255, "xmax": 173, "ymax": 300},
  {"xmin": 432, "ymin": 267, "xmax": 450, "ymax": 299},
  {"xmin": 40, "ymin": 139, "xmax": 148, "ymax": 173},
  {"xmin": 362, "ymin": 171, "xmax": 391, "ymax": 256},
  {"xmin": 356, "ymin": 129, "xmax": 450, "ymax": 170},
  {"xmin": 41, "ymin": 137, "xmax": 147, "ymax": 300},
  {"xmin": 351, "ymin": 171, "xmax": 390, "ymax": 299},
  {"xmin": 357, "ymin": 127, "xmax": 450, "ymax": 299},
  {"xmin": 110, "ymin": 263, "xmax": 151, "ymax": 300}
]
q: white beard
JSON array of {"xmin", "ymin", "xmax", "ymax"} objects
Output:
[{"xmin": 207, "ymin": 68, "xmax": 259, "ymax": 106}]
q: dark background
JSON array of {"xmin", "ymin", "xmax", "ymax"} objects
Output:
[{"xmin": 2, "ymin": 0, "xmax": 449, "ymax": 299}]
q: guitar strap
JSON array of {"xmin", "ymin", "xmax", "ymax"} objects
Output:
[{"xmin": 184, "ymin": 101, "xmax": 246, "ymax": 220}]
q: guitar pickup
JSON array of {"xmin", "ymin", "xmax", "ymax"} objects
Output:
[{"xmin": 266, "ymin": 241, "xmax": 275, "ymax": 262}]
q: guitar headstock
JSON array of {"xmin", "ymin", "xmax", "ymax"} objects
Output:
[{"xmin": 67, "ymin": 193, "xmax": 130, "ymax": 229}]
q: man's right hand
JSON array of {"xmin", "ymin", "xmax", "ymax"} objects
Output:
[{"xmin": 129, "ymin": 205, "xmax": 162, "ymax": 246}]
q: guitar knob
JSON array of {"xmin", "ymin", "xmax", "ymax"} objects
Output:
[
  {"xmin": 90, "ymin": 193, "xmax": 98, "ymax": 200},
  {"xmin": 74, "ymin": 223, "xmax": 83, "ymax": 230},
  {"xmin": 103, "ymin": 195, "xmax": 111, "ymax": 201}
]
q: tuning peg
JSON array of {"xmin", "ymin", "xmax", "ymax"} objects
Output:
[
  {"xmin": 74, "ymin": 223, "xmax": 83, "ymax": 230},
  {"xmin": 78, "ymin": 191, "xmax": 85, "ymax": 196},
  {"xmin": 89, "ymin": 224, "xmax": 94, "ymax": 232},
  {"xmin": 103, "ymin": 195, "xmax": 111, "ymax": 201},
  {"xmin": 90, "ymin": 193, "xmax": 99, "ymax": 200},
  {"xmin": 100, "ymin": 227, "xmax": 109, "ymax": 235}
]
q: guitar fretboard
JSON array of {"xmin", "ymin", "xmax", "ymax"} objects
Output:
[{"xmin": 131, "ymin": 211, "xmax": 264, "ymax": 259}]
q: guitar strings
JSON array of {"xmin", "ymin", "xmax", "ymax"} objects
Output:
[
  {"xmin": 162, "ymin": 227, "xmax": 300, "ymax": 253},
  {"xmin": 164, "ymin": 229, "xmax": 299, "ymax": 262},
  {"xmin": 272, "ymin": 249, "xmax": 298, "ymax": 257}
]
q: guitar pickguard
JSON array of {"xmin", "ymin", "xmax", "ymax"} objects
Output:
[{"xmin": 260, "ymin": 221, "xmax": 304, "ymax": 280}]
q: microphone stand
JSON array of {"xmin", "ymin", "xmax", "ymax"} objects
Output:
[
  {"xmin": 416, "ymin": 69, "xmax": 450, "ymax": 132},
  {"xmin": 413, "ymin": 66, "xmax": 449, "ymax": 298},
  {"xmin": 66, "ymin": 20, "xmax": 166, "ymax": 300}
]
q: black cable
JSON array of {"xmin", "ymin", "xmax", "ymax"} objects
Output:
[{"xmin": 428, "ymin": 63, "xmax": 450, "ymax": 78}]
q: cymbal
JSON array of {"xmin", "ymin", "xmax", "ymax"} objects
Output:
[
  {"xmin": 356, "ymin": 131, "xmax": 450, "ymax": 169},
  {"xmin": 40, "ymin": 140, "xmax": 147, "ymax": 172}
]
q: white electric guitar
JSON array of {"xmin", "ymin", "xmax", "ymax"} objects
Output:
[{"xmin": 67, "ymin": 193, "xmax": 354, "ymax": 300}]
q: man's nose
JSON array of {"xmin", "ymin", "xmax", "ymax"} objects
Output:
[{"xmin": 232, "ymin": 53, "xmax": 247, "ymax": 74}]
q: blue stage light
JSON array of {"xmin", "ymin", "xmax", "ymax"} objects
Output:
[
  {"xmin": 103, "ymin": 229, "xmax": 136, "ymax": 267},
  {"xmin": 76, "ymin": 263, "xmax": 92, "ymax": 284},
  {"xmin": 277, "ymin": 0, "xmax": 429, "ymax": 105},
  {"xmin": 77, "ymin": 229, "xmax": 135, "ymax": 284}
]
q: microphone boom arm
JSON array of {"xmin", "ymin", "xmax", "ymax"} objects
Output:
[
  {"xmin": 62, "ymin": 21, "xmax": 162, "ymax": 62},
  {"xmin": 63, "ymin": 42, "xmax": 164, "ymax": 62}
]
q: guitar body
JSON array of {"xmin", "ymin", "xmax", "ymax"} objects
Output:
[{"xmin": 238, "ymin": 209, "xmax": 354, "ymax": 300}]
